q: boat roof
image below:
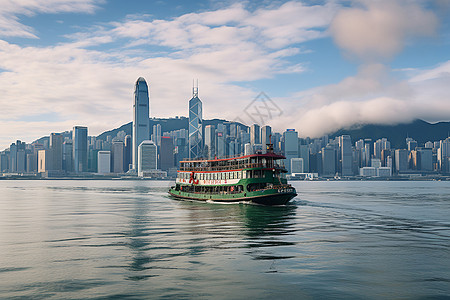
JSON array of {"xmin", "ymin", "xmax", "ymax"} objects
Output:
[{"xmin": 180, "ymin": 152, "xmax": 286, "ymax": 163}]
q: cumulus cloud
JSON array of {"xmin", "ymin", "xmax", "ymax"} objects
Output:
[
  {"xmin": 0, "ymin": 1, "xmax": 340, "ymax": 148},
  {"xmin": 330, "ymin": 0, "xmax": 438, "ymax": 60},
  {"xmin": 268, "ymin": 0, "xmax": 444, "ymax": 139},
  {"xmin": 269, "ymin": 60, "xmax": 450, "ymax": 138},
  {"xmin": 0, "ymin": 0, "xmax": 101, "ymax": 38}
]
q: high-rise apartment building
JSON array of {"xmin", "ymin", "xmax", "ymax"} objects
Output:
[
  {"xmin": 133, "ymin": 77, "xmax": 150, "ymax": 170},
  {"xmin": 73, "ymin": 126, "xmax": 88, "ymax": 173},
  {"xmin": 188, "ymin": 85, "xmax": 202, "ymax": 159}
]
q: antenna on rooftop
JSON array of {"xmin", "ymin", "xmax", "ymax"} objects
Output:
[{"xmin": 192, "ymin": 78, "xmax": 199, "ymax": 97}]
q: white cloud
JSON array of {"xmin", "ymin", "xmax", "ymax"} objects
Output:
[
  {"xmin": 330, "ymin": 0, "xmax": 438, "ymax": 60},
  {"xmin": 268, "ymin": 60, "xmax": 450, "ymax": 138},
  {"xmin": 0, "ymin": 0, "xmax": 101, "ymax": 38}
]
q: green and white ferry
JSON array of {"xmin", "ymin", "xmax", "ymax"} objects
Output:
[{"xmin": 169, "ymin": 145, "xmax": 297, "ymax": 205}]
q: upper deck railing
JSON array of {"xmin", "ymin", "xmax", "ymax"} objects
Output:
[{"xmin": 179, "ymin": 161, "xmax": 286, "ymax": 172}]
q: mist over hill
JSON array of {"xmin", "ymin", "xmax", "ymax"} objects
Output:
[{"xmin": 329, "ymin": 119, "xmax": 450, "ymax": 149}]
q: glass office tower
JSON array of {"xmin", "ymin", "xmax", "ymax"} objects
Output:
[{"xmin": 133, "ymin": 77, "xmax": 150, "ymax": 170}]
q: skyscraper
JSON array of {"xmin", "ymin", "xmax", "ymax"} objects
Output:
[
  {"xmin": 152, "ymin": 124, "xmax": 161, "ymax": 147},
  {"xmin": 97, "ymin": 151, "xmax": 111, "ymax": 174},
  {"xmin": 204, "ymin": 125, "xmax": 215, "ymax": 159},
  {"xmin": 339, "ymin": 135, "xmax": 352, "ymax": 176},
  {"xmin": 283, "ymin": 129, "xmax": 298, "ymax": 173},
  {"xmin": 133, "ymin": 77, "xmax": 150, "ymax": 170},
  {"xmin": 138, "ymin": 140, "xmax": 157, "ymax": 177},
  {"xmin": 188, "ymin": 84, "xmax": 202, "ymax": 159},
  {"xmin": 160, "ymin": 136, "xmax": 175, "ymax": 171},
  {"xmin": 124, "ymin": 135, "xmax": 132, "ymax": 172},
  {"xmin": 50, "ymin": 133, "xmax": 63, "ymax": 171},
  {"xmin": 261, "ymin": 125, "xmax": 272, "ymax": 152},
  {"xmin": 111, "ymin": 141, "xmax": 124, "ymax": 173},
  {"xmin": 73, "ymin": 126, "xmax": 88, "ymax": 173},
  {"xmin": 250, "ymin": 124, "xmax": 260, "ymax": 146}
]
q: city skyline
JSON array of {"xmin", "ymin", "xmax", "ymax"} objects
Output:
[{"xmin": 0, "ymin": 1, "xmax": 450, "ymax": 150}]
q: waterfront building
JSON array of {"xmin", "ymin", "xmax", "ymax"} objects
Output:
[
  {"xmin": 250, "ymin": 124, "xmax": 260, "ymax": 146},
  {"xmin": 138, "ymin": 140, "xmax": 157, "ymax": 177},
  {"xmin": 321, "ymin": 146, "xmax": 335, "ymax": 176},
  {"xmin": 291, "ymin": 158, "xmax": 304, "ymax": 173},
  {"xmin": 339, "ymin": 135, "xmax": 353, "ymax": 176},
  {"xmin": 360, "ymin": 167, "xmax": 376, "ymax": 177},
  {"xmin": 73, "ymin": 126, "xmax": 88, "ymax": 173},
  {"xmin": 9, "ymin": 140, "xmax": 26, "ymax": 173},
  {"xmin": 188, "ymin": 84, "xmax": 203, "ymax": 159},
  {"xmin": 97, "ymin": 151, "xmax": 111, "ymax": 174},
  {"xmin": 395, "ymin": 149, "xmax": 409, "ymax": 172},
  {"xmin": 133, "ymin": 77, "xmax": 150, "ymax": 170},
  {"xmin": 124, "ymin": 135, "xmax": 132, "ymax": 171},
  {"xmin": 50, "ymin": 133, "xmax": 63, "ymax": 171},
  {"xmin": 160, "ymin": 137, "xmax": 175, "ymax": 171},
  {"xmin": 417, "ymin": 147, "xmax": 433, "ymax": 171},
  {"xmin": 0, "ymin": 151, "xmax": 8, "ymax": 172},
  {"xmin": 26, "ymin": 153, "xmax": 36, "ymax": 173},
  {"xmin": 298, "ymin": 144, "xmax": 310, "ymax": 173},
  {"xmin": 377, "ymin": 167, "xmax": 392, "ymax": 177},
  {"xmin": 283, "ymin": 129, "xmax": 298, "ymax": 173},
  {"xmin": 62, "ymin": 141, "xmax": 73, "ymax": 173},
  {"xmin": 261, "ymin": 125, "xmax": 272, "ymax": 151},
  {"xmin": 204, "ymin": 125, "xmax": 215, "ymax": 159},
  {"xmin": 38, "ymin": 150, "xmax": 50, "ymax": 173},
  {"xmin": 112, "ymin": 141, "xmax": 124, "ymax": 173},
  {"xmin": 438, "ymin": 138, "xmax": 450, "ymax": 172}
]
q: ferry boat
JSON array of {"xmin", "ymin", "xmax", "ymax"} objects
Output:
[{"xmin": 168, "ymin": 144, "xmax": 297, "ymax": 205}]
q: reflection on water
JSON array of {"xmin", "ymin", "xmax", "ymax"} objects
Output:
[{"xmin": 0, "ymin": 180, "xmax": 449, "ymax": 299}]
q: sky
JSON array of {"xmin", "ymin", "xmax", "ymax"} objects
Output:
[{"xmin": 0, "ymin": 0, "xmax": 449, "ymax": 149}]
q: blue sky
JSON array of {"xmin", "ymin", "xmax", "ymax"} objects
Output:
[{"xmin": 0, "ymin": 0, "xmax": 449, "ymax": 149}]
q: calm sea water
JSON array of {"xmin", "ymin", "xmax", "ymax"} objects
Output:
[{"xmin": 0, "ymin": 180, "xmax": 449, "ymax": 299}]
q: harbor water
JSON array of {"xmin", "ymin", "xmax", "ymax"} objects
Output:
[{"xmin": 0, "ymin": 180, "xmax": 449, "ymax": 299}]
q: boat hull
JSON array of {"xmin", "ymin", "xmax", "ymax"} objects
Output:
[{"xmin": 168, "ymin": 189, "xmax": 297, "ymax": 206}]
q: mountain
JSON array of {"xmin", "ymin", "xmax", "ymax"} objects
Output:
[{"xmin": 330, "ymin": 119, "xmax": 450, "ymax": 148}]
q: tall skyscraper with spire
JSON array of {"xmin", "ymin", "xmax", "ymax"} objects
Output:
[
  {"xmin": 133, "ymin": 77, "xmax": 150, "ymax": 170},
  {"xmin": 188, "ymin": 81, "xmax": 203, "ymax": 159}
]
